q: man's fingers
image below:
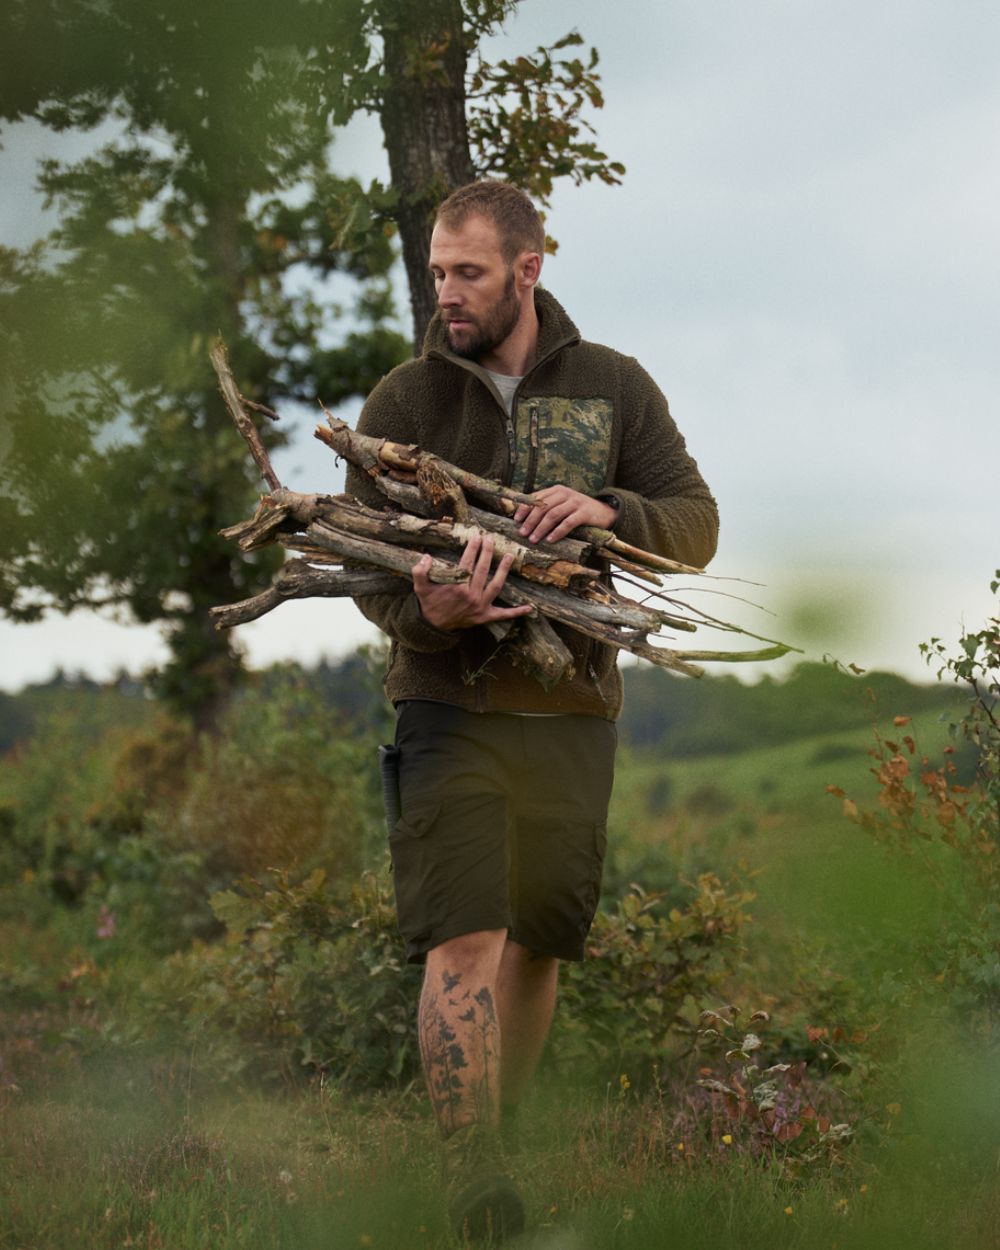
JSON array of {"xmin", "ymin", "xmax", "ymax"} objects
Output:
[
  {"xmin": 458, "ymin": 531, "xmax": 482, "ymax": 570},
  {"xmin": 517, "ymin": 505, "xmax": 547, "ymax": 540},
  {"xmin": 484, "ymin": 550, "xmax": 516, "ymax": 600},
  {"xmin": 486, "ymin": 603, "xmax": 534, "ymax": 622},
  {"xmin": 544, "ymin": 511, "xmax": 584, "ymax": 544},
  {"xmin": 468, "ymin": 533, "xmax": 495, "ymax": 594},
  {"xmin": 412, "ymin": 552, "xmax": 433, "ymax": 590},
  {"xmin": 525, "ymin": 502, "xmax": 576, "ymax": 544}
]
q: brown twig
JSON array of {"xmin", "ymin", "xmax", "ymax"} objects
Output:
[{"xmin": 210, "ymin": 338, "xmax": 282, "ymax": 491}]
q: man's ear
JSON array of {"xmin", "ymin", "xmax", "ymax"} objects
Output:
[{"xmin": 518, "ymin": 251, "xmax": 542, "ymax": 289}]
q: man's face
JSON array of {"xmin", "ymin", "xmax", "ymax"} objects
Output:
[{"xmin": 429, "ymin": 214, "xmax": 522, "ymax": 362}]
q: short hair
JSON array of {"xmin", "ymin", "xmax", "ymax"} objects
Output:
[{"xmin": 435, "ymin": 180, "xmax": 545, "ymax": 264}]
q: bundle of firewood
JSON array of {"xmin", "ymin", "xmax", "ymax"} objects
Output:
[{"xmin": 209, "ymin": 341, "xmax": 794, "ymax": 687}]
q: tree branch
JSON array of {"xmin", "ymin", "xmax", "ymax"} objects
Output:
[{"xmin": 210, "ymin": 337, "xmax": 282, "ymax": 491}]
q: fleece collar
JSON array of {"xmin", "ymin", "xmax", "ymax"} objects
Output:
[{"xmin": 423, "ymin": 287, "xmax": 581, "ymax": 380}]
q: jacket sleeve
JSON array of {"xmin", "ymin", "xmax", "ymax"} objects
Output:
[
  {"xmin": 344, "ymin": 376, "xmax": 462, "ymax": 653},
  {"xmin": 606, "ymin": 357, "xmax": 719, "ymax": 568}
]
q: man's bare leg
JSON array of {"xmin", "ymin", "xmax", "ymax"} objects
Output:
[
  {"xmin": 495, "ymin": 939, "xmax": 559, "ymax": 1109},
  {"xmin": 421, "ymin": 930, "xmax": 526, "ymax": 1240},
  {"xmin": 419, "ymin": 929, "xmax": 508, "ymax": 1136}
]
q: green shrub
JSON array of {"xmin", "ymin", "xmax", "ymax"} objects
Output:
[
  {"xmin": 171, "ymin": 672, "xmax": 384, "ymax": 886},
  {"xmin": 144, "ymin": 866, "xmax": 422, "ymax": 1088},
  {"xmin": 831, "ymin": 571, "xmax": 1000, "ymax": 1030},
  {"xmin": 553, "ymin": 874, "xmax": 754, "ymax": 1080},
  {"xmin": 0, "ymin": 666, "xmax": 388, "ymax": 952},
  {"xmin": 139, "ymin": 868, "xmax": 754, "ymax": 1093}
]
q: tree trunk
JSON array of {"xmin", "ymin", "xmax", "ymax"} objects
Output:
[{"xmin": 379, "ymin": 0, "xmax": 476, "ymax": 351}]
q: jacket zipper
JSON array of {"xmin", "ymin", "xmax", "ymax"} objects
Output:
[
  {"xmin": 426, "ymin": 333, "xmax": 578, "ymax": 488},
  {"xmin": 523, "ymin": 404, "xmax": 540, "ymax": 494},
  {"xmin": 504, "ymin": 409, "xmax": 518, "ymax": 480}
]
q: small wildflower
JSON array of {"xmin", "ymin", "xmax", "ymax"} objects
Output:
[
  {"xmin": 278, "ymin": 1170, "xmax": 293, "ymax": 1185},
  {"xmin": 784, "ymin": 1206, "xmax": 794, "ymax": 1216},
  {"xmin": 886, "ymin": 1102, "xmax": 901, "ymax": 1116},
  {"xmin": 96, "ymin": 904, "xmax": 117, "ymax": 940},
  {"xmin": 359, "ymin": 1237, "xmax": 373, "ymax": 1248},
  {"xmin": 622, "ymin": 1207, "xmax": 634, "ymax": 1222},
  {"xmin": 676, "ymin": 1142, "xmax": 685, "ymax": 1152},
  {"xmin": 548, "ymin": 1205, "xmax": 558, "ymax": 1217},
  {"xmin": 834, "ymin": 1198, "xmax": 849, "ymax": 1214},
  {"xmin": 859, "ymin": 1183, "xmax": 869, "ymax": 1195},
  {"xmin": 418, "ymin": 1227, "xmax": 427, "ymax": 1235},
  {"xmin": 619, "ymin": 1073, "xmax": 631, "ymax": 1092},
  {"xmin": 721, "ymin": 1134, "xmax": 733, "ymax": 1146}
]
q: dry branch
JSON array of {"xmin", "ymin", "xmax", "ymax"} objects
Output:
[
  {"xmin": 208, "ymin": 561, "xmax": 406, "ymax": 629},
  {"xmin": 208, "ymin": 341, "xmax": 799, "ymax": 685},
  {"xmin": 210, "ymin": 339, "xmax": 282, "ymax": 492}
]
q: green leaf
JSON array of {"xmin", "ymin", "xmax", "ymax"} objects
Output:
[{"xmin": 210, "ymin": 889, "xmax": 260, "ymax": 939}]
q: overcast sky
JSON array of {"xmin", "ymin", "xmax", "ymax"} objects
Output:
[{"xmin": 2, "ymin": 0, "xmax": 998, "ymax": 690}]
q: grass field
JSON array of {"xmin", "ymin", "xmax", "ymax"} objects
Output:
[{"xmin": 2, "ymin": 695, "xmax": 998, "ymax": 1249}]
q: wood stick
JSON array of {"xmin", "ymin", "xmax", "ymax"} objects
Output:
[
  {"xmin": 315, "ymin": 413, "xmax": 544, "ymax": 514},
  {"xmin": 208, "ymin": 338, "xmax": 797, "ymax": 685},
  {"xmin": 636, "ymin": 642, "xmax": 796, "ymax": 665},
  {"xmin": 316, "ymin": 408, "xmax": 705, "ymax": 577},
  {"xmin": 495, "ymin": 577, "xmax": 708, "ymax": 678},
  {"xmin": 483, "ymin": 613, "xmax": 575, "ymax": 690},
  {"xmin": 505, "ymin": 574, "xmax": 662, "ymax": 633},
  {"xmin": 599, "ymin": 534, "xmax": 705, "ymax": 576},
  {"xmin": 374, "ymin": 476, "xmax": 596, "ymax": 565},
  {"xmin": 293, "ymin": 523, "xmax": 470, "ymax": 585},
  {"xmin": 312, "ymin": 495, "xmax": 598, "ymax": 587},
  {"xmin": 210, "ymin": 562, "xmax": 406, "ymax": 629},
  {"xmin": 225, "ymin": 487, "xmax": 599, "ymax": 590},
  {"xmin": 210, "ymin": 339, "xmax": 282, "ymax": 491}
]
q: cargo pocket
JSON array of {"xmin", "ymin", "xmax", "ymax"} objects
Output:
[
  {"xmin": 388, "ymin": 800, "xmax": 446, "ymax": 944},
  {"xmin": 579, "ymin": 822, "xmax": 608, "ymax": 938}
]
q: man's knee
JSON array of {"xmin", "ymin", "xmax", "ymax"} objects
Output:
[
  {"xmin": 503, "ymin": 939, "xmax": 559, "ymax": 976},
  {"xmin": 425, "ymin": 928, "xmax": 509, "ymax": 977}
]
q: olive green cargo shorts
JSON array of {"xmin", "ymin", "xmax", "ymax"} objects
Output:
[{"xmin": 390, "ymin": 700, "xmax": 616, "ymax": 964}]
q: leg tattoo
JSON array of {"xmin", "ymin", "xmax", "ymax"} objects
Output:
[{"xmin": 419, "ymin": 969, "xmax": 500, "ymax": 1135}]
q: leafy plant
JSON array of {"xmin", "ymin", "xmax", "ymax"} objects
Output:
[
  {"xmin": 829, "ymin": 570, "xmax": 1000, "ymax": 1027},
  {"xmin": 553, "ymin": 874, "xmax": 754, "ymax": 1078},
  {"xmin": 691, "ymin": 1005, "xmax": 854, "ymax": 1178},
  {"xmin": 145, "ymin": 866, "xmax": 421, "ymax": 1089}
]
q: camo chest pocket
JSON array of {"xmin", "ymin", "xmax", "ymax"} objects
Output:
[{"xmin": 528, "ymin": 397, "xmax": 613, "ymax": 496}]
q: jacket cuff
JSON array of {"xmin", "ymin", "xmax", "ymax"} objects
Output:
[
  {"xmin": 595, "ymin": 492, "xmax": 623, "ymax": 529},
  {"xmin": 394, "ymin": 594, "xmax": 464, "ymax": 653},
  {"xmin": 601, "ymin": 487, "xmax": 644, "ymax": 546}
]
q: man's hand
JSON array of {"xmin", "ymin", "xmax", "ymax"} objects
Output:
[
  {"xmin": 412, "ymin": 532, "xmax": 534, "ymax": 631},
  {"xmin": 514, "ymin": 485, "xmax": 618, "ymax": 545}
]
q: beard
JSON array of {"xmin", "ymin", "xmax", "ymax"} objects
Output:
[{"xmin": 446, "ymin": 270, "xmax": 520, "ymax": 361}]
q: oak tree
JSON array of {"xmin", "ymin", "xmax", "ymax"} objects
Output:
[{"xmin": 0, "ymin": 0, "xmax": 623, "ymax": 723}]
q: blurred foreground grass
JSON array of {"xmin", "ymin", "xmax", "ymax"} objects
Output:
[
  {"xmin": 2, "ymin": 1052, "xmax": 998, "ymax": 1249},
  {"xmin": 2, "ymin": 668, "xmax": 998, "ymax": 1248}
]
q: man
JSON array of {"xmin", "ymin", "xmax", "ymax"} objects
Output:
[{"xmin": 346, "ymin": 180, "xmax": 718, "ymax": 1243}]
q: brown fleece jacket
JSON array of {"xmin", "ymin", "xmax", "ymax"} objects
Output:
[{"xmin": 345, "ymin": 288, "xmax": 719, "ymax": 719}]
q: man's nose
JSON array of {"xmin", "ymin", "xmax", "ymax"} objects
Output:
[{"xmin": 437, "ymin": 274, "xmax": 462, "ymax": 307}]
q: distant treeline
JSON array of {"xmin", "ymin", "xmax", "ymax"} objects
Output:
[
  {"xmin": 618, "ymin": 660, "xmax": 960, "ymax": 756},
  {"xmin": 0, "ymin": 655, "xmax": 961, "ymax": 760}
]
